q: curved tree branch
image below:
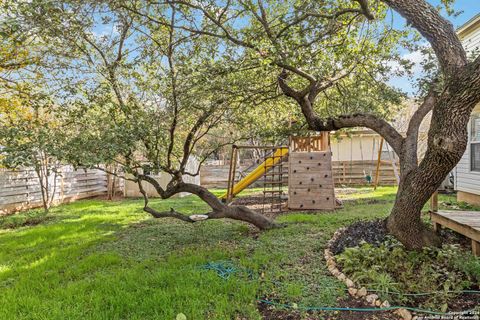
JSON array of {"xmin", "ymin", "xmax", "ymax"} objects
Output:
[
  {"xmin": 311, "ymin": 113, "xmax": 403, "ymax": 155},
  {"xmin": 278, "ymin": 69, "xmax": 403, "ymax": 154},
  {"xmin": 406, "ymin": 90, "xmax": 437, "ymax": 139},
  {"xmin": 399, "ymin": 90, "xmax": 438, "ymax": 174}
]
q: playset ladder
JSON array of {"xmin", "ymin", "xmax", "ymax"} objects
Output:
[{"xmin": 262, "ymin": 148, "xmax": 288, "ymax": 215}]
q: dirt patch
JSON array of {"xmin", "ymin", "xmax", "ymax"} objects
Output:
[
  {"xmin": 335, "ymin": 188, "xmax": 372, "ymax": 196},
  {"xmin": 0, "ymin": 216, "xmax": 51, "ymax": 230},
  {"xmin": 341, "ymin": 199, "xmax": 392, "ymax": 205},
  {"xmin": 230, "ymin": 194, "xmax": 288, "ymax": 220},
  {"xmin": 231, "ymin": 195, "xmax": 266, "ymax": 210},
  {"xmin": 446, "ymin": 291, "xmax": 480, "ymax": 312},
  {"xmin": 438, "ymin": 228, "xmax": 472, "ymax": 250},
  {"xmin": 258, "ymin": 297, "xmax": 400, "ymax": 320},
  {"xmin": 330, "ymin": 216, "xmax": 474, "ymax": 255}
]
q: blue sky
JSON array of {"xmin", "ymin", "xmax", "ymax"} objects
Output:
[{"xmin": 389, "ymin": 0, "xmax": 480, "ymax": 95}]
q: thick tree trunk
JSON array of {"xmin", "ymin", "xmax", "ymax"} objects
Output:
[
  {"xmin": 387, "ymin": 150, "xmax": 462, "ymax": 249},
  {"xmin": 388, "ymin": 146, "xmax": 469, "ymax": 248},
  {"xmin": 387, "ymin": 62, "xmax": 480, "ymax": 249},
  {"xmin": 387, "ymin": 174, "xmax": 443, "ymax": 250}
]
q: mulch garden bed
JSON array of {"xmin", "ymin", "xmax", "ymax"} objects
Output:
[
  {"xmin": 329, "ymin": 219, "xmax": 480, "ymax": 316},
  {"xmin": 329, "ymin": 219, "xmax": 388, "ymax": 255},
  {"xmin": 230, "ymin": 194, "xmax": 288, "ymax": 220}
]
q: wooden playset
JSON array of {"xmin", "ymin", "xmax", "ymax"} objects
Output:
[{"xmin": 221, "ymin": 132, "xmax": 337, "ymax": 213}]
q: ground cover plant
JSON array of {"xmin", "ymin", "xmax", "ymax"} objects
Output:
[
  {"xmin": 337, "ymin": 239, "xmax": 480, "ymax": 312},
  {"xmin": 330, "ymin": 199, "xmax": 480, "ymax": 314},
  {"xmin": 1, "ymin": 187, "xmax": 479, "ymax": 319}
]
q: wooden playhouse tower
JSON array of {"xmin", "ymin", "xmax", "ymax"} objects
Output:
[{"xmin": 288, "ymin": 132, "xmax": 336, "ymax": 210}]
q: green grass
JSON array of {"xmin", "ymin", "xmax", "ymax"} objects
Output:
[{"xmin": 0, "ymin": 187, "xmax": 475, "ymax": 319}]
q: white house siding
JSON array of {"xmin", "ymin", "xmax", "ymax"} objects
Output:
[
  {"xmin": 462, "ymin": 29, "xmax": 480, "ymax": 55},
  {"xmin": 331, "ymin": 133, "xmax": 385, "ymax": 162},
  {"xmin": 455, "ymin": 16, "xmax": 480, "ymax": 198},
  {"xmin": 456, "ymin": 104, "xmax": 480, "ymax": 196}
]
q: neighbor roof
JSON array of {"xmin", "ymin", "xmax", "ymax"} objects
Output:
[{"xmin": 457, "ymin": 13, "xmax": 480, "ymax": 38}]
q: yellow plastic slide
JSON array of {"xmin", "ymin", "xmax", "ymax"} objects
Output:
[{"xmin": 221, "ymin": 147, "xmax": 289, "ymax": 200}]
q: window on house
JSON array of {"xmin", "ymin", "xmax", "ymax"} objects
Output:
[{"xmin": 471, "ymin": 114, "xmax": 480, "ymax": 171}]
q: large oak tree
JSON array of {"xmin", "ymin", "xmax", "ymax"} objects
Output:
[{"xmin": 154, "ymin": 0, "xmax": 480, "ymax": 248}]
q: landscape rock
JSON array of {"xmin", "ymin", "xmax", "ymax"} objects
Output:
[
  {"xmin": 365, "ymin": 294, "xmax": 378, "ymax": 304},
  {"xmin": 348, "ymin": 287, "xmax": 357, "ymax": 296},
  {"xmin": 345, "ymin": 279, "xmax": 354, "ymax": 288},
  {"xmin": 394, "ymin": 308, "xmax": 412, "ymax": 320},
  {"xmin": 324, "ymin": 249, "xmax": 332, "ymax": 259},
  {"xmin": 356, "ymin": 287, "xmax": 367, "ymax": 297},
  {"xmin": 380, "ymin": 300, "xmax": 391, "ymax": 308}
]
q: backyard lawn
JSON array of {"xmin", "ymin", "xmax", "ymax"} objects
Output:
[{"xmin": 0, "ymin": 187, "xmax": 477, "ymax": 319}]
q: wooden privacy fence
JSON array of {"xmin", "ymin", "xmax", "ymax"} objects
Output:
[
  {"xmin": 201, "ymin": 159, "xmax": 397, "ymax": 188},
  {"xmin": 0, "ymin": 166, "xmax": 116, "ymax": 215},
  {"xmin": 333, "ymin": 160, "xmax": 397, "ymax": 185},
  {"xmin": 201, "ymin": 161, "xmax": 259, "ymax": 188}
]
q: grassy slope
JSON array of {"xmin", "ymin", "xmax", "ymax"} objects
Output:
[{"xmin": 0, "ymin": 187, "xmax": 474, "ymax": 319}]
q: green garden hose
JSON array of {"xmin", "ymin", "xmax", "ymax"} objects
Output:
[
  {"xmin": 258, "ymin": 299, "xmax": 477, "ymax": 315},
  {"xmin": 200, "ymin": 261, "xmax": 479, "ymax": 315}
]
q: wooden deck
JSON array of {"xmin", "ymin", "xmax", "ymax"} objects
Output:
[{"xmin": 430, "ymin": 210, "xmax": 480, "ymax": 256}]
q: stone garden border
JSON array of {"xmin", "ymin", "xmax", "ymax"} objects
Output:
[{"xmin": 324, "ymin": 227, "xmax": 414, "ymax": 320}]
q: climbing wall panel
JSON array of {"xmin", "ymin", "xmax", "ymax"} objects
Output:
[{"xmin": 288, "ymin": 151, "xmax": 335, "ymax": 210}]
